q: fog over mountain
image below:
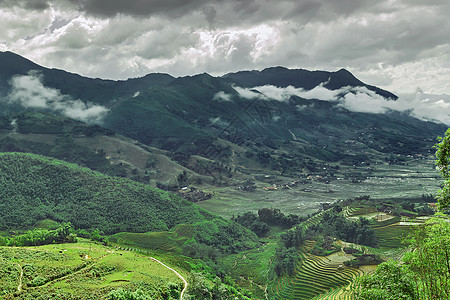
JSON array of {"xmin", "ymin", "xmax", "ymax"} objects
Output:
[
  {"xmin": 232, "ymin": 84, "xmax": 450, "ymax": 125},
  {"xmin": 0, "ymin": 51, "xmax": 448, "ymax": 127},
  {"xmin": 7, "ymin": 72, "xmax": 109, "ymax": 124}
]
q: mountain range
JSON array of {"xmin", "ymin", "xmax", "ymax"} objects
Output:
[{"xmin": 0, "ymin": 51, "xmax": 447, "ymax": 186}]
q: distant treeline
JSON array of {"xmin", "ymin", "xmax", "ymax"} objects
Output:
[
  {"xmin": 306, "ymin": 209, "xmax": 377, "ymax": 247},
  {"xmin": 232, "ymin": 208, "xmax": 307, "ymax": 237},
  {"xmin": 0, "ymin": 223, "xmax": 76, "ymax": 247}
]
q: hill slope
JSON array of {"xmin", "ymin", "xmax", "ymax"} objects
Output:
[{"xmin": 0, "ymin": 152, "xmax": 257, "ymax": 251}]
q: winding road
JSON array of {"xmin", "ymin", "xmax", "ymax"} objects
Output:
[
  {"xmin": 148, "ymin": 256, "xmax": 188, "ymax": 300},
  {"xmin": 120, "ymin": 247, "xmax": 188, "ymax": 299},
  {"xmin": 13, "ymin": 247, "xmax": 187, "ymax": 299},
  {"xmin": 17, "ymin": 263, "xmax": 23, "ymax": 292}
]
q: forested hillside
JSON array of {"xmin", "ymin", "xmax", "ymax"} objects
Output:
[{"xmin": 0, "ymin": 152, "xmax": 257, "ymax": 252}]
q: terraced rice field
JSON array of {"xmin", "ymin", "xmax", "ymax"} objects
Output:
[
  {"xmin": 343, "ymin": 206, "xmax": 378, "ymax": 218},
  {"xmin": 374, "ymin": 224, "xmax": 411, "ymax": 248},
  {"xmin": 369, "ymin": 216, "xmax": 401, "ymax": 229},
  {"xmin": 312, "ymin": 283, "xmax": 356, "ymax": 300},
  {"xmin": 301, "ymin": 210, "xmax": 329, "ymax": 229},
  {"xmin": 109, "ymin": 231, "xmax": 182, "ymax": 252},
  {"xmin": 273, "ymin": 242, "xmax": 363, "ymax": 300}
]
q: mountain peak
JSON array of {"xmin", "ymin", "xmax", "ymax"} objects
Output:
[{"xmin": 223, "ymin": 66, "xmax": 397, "ymax": 99}]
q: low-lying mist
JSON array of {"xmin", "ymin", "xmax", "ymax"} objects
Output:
[
  {"xmin": 4, "ymin": 71, "xmax": 109, "ymax": 124},
  {"xmin": 233, "ymin": 84, "xmax": 450, "ymax": 125}
]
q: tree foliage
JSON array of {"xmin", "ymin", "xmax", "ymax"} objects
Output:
[
  {"xmin": 306, "ymin": 211, "xmax": 377, "ymax": 247},
  {"xmin": 356, "ymin": 217, "xmax": 450, "ymax": 299},
  {"xmin": 0, "ymin": 223, "xmax": 76, "ymax": 247},
  {"xmin": 274, "ymin": 247, "xmax": 298, "ymax": 277},
  {"xmin": 403, "ymin": 217, "xmax": 450, "ymax": 299},
  {"xmin": 435, "ymin": 128, "xmax": 450, "ymax": 209},
  {"xmin": 356, "ymin": 260, "xmax": 418, "ymax": 300}
]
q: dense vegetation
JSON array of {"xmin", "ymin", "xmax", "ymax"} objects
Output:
[
  {"xmin": 356, "ymin": 217, "xmax": 450, "ymax": 299},
  {"xmin": 436, "ymin": 128, "xmax": 450, "ymax": 209},
  {"xmin": 306, "ymin": 209, "xmax": 377, "ymax": 247},
  {"xmin": 0, "ymin": 223, "xmax": 76, "ymax": 246},
  {"xmin": 0, "ymin": 152, "xmax": 257, "ymax": 253},
  {"xmin": 232, "ymin": 208, "xmax": 306, "ymax": 237}
]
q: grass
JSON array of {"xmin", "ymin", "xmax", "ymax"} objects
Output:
[
  {"xmin": 0, "ymin": 239, "xmax": 185, "ymax": 299},
  {"xmin": 108, "ymin": 231, "xmax": 184, "ymax": 253}
]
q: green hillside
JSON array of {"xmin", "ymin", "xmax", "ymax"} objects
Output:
[
  {"xmin": 0, "ymin": 152, "xmax": 257, "ymax": 252},
  {"xmin": 0, "ymin": 239, "xmax": 186, "ymax": 299}
]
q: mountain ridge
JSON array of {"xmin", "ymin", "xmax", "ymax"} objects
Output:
[{"xmin": 0, "ymin": 51, "xmax": 395, "ymax": 99}]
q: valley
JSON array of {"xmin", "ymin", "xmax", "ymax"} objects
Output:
[
  {"xmin": 198, "ymin": 157, "xmax": 439, "ymax": 218},
  {"xmin": 0, "ymin": 51, "xmax": 449, "ymax": 299}
]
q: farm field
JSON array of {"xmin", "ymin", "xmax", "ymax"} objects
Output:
[
  {"xmin": 198, "ymin": 158, "xmax": 440, "ymax": 218},
  {"xmin": 271, "ymin": 242, "xmax": 365, "ymax": 300},
  {"xmin": 0, "ymin": 239, "xmax": 185, "ymax": 299}
]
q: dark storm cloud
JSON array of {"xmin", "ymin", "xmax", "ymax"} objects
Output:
[
  {"xmin": 25, "ymin": 0, "xmax": 51, "ymax": 10},
  {"xmin": 0, "ymin": 0, "xmax": 50, "ymax": 10},
  {"xmin": 2, "ymin": 0, "xmax": 450, "ymax": 95},
  {"xmin": 70, "ymin": 0, "xmax": 224, "ymax": 17}
]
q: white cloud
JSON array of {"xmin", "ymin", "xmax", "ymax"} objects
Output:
[
  {"xmin": 234, "ymin": 84, "xmax": 450, "ymax": 125},
  {"xmin": 232, "ymin": 86, "xmax": 266, "ymax": 100},
  {"xmin": 1, "ymin": 0, "xmax": 450, "ymax": 96},
  {"xmin": 212, "ymin": 91, "xmax": 232, "ymax": 101},
  {"xmin": 233, "ymin": 83, "xmax": 347, "ymax": 102},
  {"xmin": 209, "ymin": 116, "xmax": 229, "ymax": 127},
  {"xmin": 6, "ymin": 71, "xmax": 109, "ymax": 124}
]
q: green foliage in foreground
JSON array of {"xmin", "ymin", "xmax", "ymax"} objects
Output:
[
  {"xmin": 435, "ymin": 128, "xmax": 450, "ymax": 209},
  {"xmin": 356, "ymin": 261, "xmax": 418, "ymax": 300},
  {"xmin": 107, "ymin": 289, "xmax": 154, "ymax": 300},
  {"xmin": 356, "ymin": 216, "xmax": 450, "ymax": 299},
  {"xmin": 0, "ymin": 152, "xmax": 257, "ymax": 253}
]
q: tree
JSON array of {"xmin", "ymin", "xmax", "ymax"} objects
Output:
[
  {"xmin": 356, "ymin": 217, "xmax": 450, "ymax": 299},
  {"xmin": 356, "ymin": 260, "xmax": 418, "ymax": 300},
  {"xmin": 435, "ymin": 128, "xmax": 450, "ymax": 209},
  {"xmin": 107, "ymin": 289, "xmax": 153, "ymax": 300},
  {"xmin": 403, "ymin": 217, "xmax": 450, "ymax": 299}
]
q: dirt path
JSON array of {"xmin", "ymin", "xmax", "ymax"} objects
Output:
[
  {"xmin": 149, "ymin": 256, "xmax": 188, "ymax": 300},
  {"xmin": 17, "ymin": 263, "xmax": 23, "ymax": 292},
  {"xmin": 29, "ymin": 254, "xmax": 108, "ymax": 290}
]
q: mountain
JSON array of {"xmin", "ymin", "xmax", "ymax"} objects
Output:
[
  {"xmin": 0, "ymin": 51, "xmax": 447, "ymax": 181},
  {"xmin": 0, "ymin": 51, "xmax": 174, "ymax": 105},
  {"xmin": 1, "ymin": 52, "xmax": 449, "ymax": 299},
  {"xmin": 223, "ymin": 66, "xmax": 398, "ymax": 100}
]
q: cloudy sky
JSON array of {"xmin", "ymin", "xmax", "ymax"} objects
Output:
[{"xmin": 1, "ymin": 0, "xmax": 450, "ymax": 95}]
